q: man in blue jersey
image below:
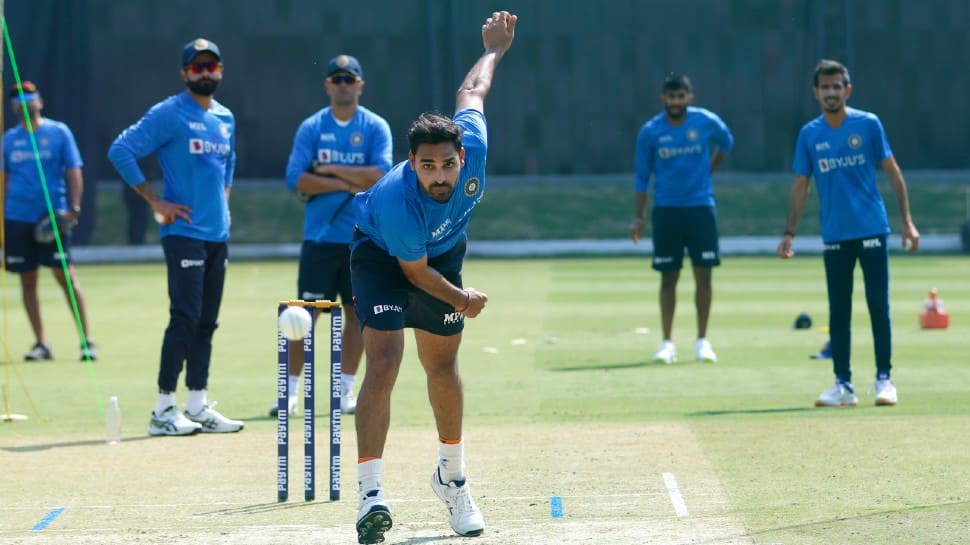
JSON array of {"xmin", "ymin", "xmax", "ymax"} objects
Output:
[
  {"xmin": 2, "ymin": 81, "xmax": 97, "ymax": 362},
  {"xmin": 351, "ymin": 11, "xmax": 516, "ymax": 544},
  {"xmin": 108, "ymin": 38, "xmax": 244, "ymax": 436},
  {"xmin": 778, "ymin": 59, "xmax": 920, "ymax": 408},
  {"xmin": 630, "ymin": 74, "xmax": 734, "ymax": 365},
  {"xmin": 270, "ymin": 54, "xmax": 392, "ymax": 418}
]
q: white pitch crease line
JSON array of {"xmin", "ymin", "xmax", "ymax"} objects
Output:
[{"xmin": 662, "ymin": 472, "xmax": 689, "ymax": 517}]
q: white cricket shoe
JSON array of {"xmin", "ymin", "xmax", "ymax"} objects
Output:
[
  {"xmin": 342, "ymin": 390, "xmax": 358, "ymax": 414},
  {"xmin": 184, "ymin": 402, "xmax": 245, "ymax": 433},
  {"xmin": 148, "ymin": 406, "xmax": 202, "ymax": 436},
  {"xmin": 24, "ymin": 342, "xmax": 54, "ymax": 361},
  {"xmin": 815, "ymin": 381, "xmax": 859, "ymax": 407},
  {"xmin": 431, "ymin": 469, "xmax": 485, "ymax": 537},
  {"xmin": 652, "ymin": 340, "xmax": 677, "ymax": 364},
  {"xmin": 874, "ymin": 379, "xmax": 898, "ymax": 406},
  {"xmin": 695, "ymin": 338, "xmax": 718, "ymax": 363},
  {"xmin": 356, "ymin": 489, "xmax": 392, "ymax": 544},
  {"xmin": 268, "ymin": 396, "xmax": 299, "ymax": 417}
]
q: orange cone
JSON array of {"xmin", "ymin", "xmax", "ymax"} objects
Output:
[{"xmin": 919, "ymin": 288, "xmax": 949, "ymax": 329}]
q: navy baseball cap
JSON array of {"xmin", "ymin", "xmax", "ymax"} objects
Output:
[
  {"xmin": 326, "ymin": 55, "xmax": 363, "ymax": 78},
  {"xmin": 182, "ymin": 38, "xmax": 222, "ymax": 67}
]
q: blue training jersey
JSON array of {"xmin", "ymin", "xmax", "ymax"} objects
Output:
[
  {"xmin": 635, "ymin": 106, "xmax": 733, "ymax": 207},
  {"xmin": 354, "ymin": 108, "xmax": 487, "ymax": 261},
  {"xmin": 3, "ymin": 118, "xmax": 83, "ymax": 222},
  {"xmin": 793, "ymin": 107, "xmax": 892, "ymax": 243},
  {"xmin": 285, "ymin": 105, "xmax": 392, "ymax": 243},
  {"xmin": 108, "ymin": 92, "xmax": 236, "ymax": 242}
]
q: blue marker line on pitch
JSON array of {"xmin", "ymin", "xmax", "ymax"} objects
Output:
[
  {"xmin": 32, "ymin": 507, "xmax": 65, "ymax": 531},
  {"xmin": 550, "ymin": 495, "xmax": 564, "ymax": 519}
]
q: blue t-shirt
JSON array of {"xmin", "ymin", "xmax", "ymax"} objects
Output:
[
  {"xmin": 634, "ymin": 106, "xmax": 734, "ymax": 207},
  {"xmin": 793, "ymin": 108, "xmax": 892, "ymax": 243},
  {"xmin": 107, "ymin": 92, "xmax": 236, "ymax": 242},
  {"xmin": 354, "ymin": 108, "xmax": 487, "ymax": 261},
  {"xmin": 285, "ymin": 105, "xmax": 392, "ymax": 243},
  {"xmin": 3, "ymin": 118, "xmax": 83, "ymax": 222}
]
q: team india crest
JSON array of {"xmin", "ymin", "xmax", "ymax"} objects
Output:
[{"xmin": 463, "ymin": 177, "xmax": 480, "ymax": 197}]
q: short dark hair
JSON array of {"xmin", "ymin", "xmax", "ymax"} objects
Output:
[
  {"xmin": 662, "ymin": 73, "xmax": 692, "ymax": 93},
  {"xmin": 813, "ymin": 59, "xmax": 850, "ymax": 87},
  {"xmin": 407, "ymin": 113, "xmax": 462, "ymax": 155},
  {"xmin": 9, "ymin": 80, "xmax": 38, "ymax": 98}
]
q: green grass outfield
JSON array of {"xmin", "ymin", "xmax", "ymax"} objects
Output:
[{"xmin": 1, "ymin": 256, "xmax": 968, "ymax": 544}]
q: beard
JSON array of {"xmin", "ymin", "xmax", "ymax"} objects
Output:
[
  {"xmin": 423, "ymin": 182, "xmax": 455, "ymax": 203},
  {"xmin": 186, "ymin": 78, "xmax": 219, "ymax": 96},
  {"xmin": 664, "ymin": 105, "xmax": 686, "ymax": 120}
]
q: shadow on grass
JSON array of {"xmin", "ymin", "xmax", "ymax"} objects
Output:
[
  {"xmin": 689, "ymin": 407, "xmax": 814, "ymax": 416},
  {"xmin": 747, "ymin": 499, "xmax": 970, "ymax": 540},
  {"xmin": 548, "ymin": 361, "xmax": 656, "ymax": 372},
  {"xmin": 2, "ymin": 434, "xmax": 156, "ymax": 452},
  {"xmin": 193, "ymin": 500, "xmax": 334, "ymax": 516}
]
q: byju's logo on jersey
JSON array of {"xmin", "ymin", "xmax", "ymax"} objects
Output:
[
  {"xmin": 847, "ymin": 134, "xmax": 863, "ymax": 149},
  {"xmin": 818, "ymin": 154, "xmax": 866, "ymax": 173},
  {"xmin": 317, "ymin": 148, "xmax": 365, "ymax": 165},
  {"xmin": 658, "ymin": 143, "xmax": 703, "ymax": 159},
  {"xmin": 189, "ymin": 138, "xmax": 231, "ymax": 155},
  {"xmin": 464, "ymin": 177, "xmax": 480, "ymax": 197}
]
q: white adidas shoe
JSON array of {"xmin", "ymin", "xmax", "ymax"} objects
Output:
[
  {"xmin": 695, "ymin": 338, "xmax": 718, "ymax": 363},
  {"xmin": 815, "ymin": 381, "xmax": 859, "ymax": 407},
  {"xmin": 268, "ymin": 396, "xmax": 299, "ymax": 417},
  {"xmin": 874, "ymin": 379, "xmax": 898, "ymax": 406},
  {"xmin": 184, "ymin": 402, "xmax": 245, "ymax": 433},
  {"xmin": 148, "ymin": 406, "xmax": 202, "ymax": 436},
  {"xmin": 431, "ymin": 469, "xmax": 485, "ymax": 537},
  {"xmin": 356, "ymin": 489, "xmax": 392, "ymax": 544},
  {"xmin": 342, "ymin": 391, "xmax": 358, "ymax": 414},
  {"xmin": 652, "ymin": 340, "xmax": 677, "ymax": 364}
]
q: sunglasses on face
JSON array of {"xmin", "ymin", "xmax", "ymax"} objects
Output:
[
  {"xmin": 186, "ymin": 62, "xmax": 224, "ymax": 75},
  {"xmin": 328, "ymin": 74, "xmax": 358, "ymax": 85}
]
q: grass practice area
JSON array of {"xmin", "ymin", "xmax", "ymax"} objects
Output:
[
  {"xmin": 2, "ymin": 256, "xmax": 968, "ymax": 544},
  {"xmin": 89, "ymin": 173, "xmax": 970, "ymax": 245}
]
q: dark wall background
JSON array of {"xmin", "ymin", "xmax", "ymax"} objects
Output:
[{"xmin": 5, "ymin": 0, "xmax": 970, "ymax": 241}]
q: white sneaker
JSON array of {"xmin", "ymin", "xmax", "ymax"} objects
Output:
[
  {"xmin": 356, "ymin": 489, "xmax": 392, "ymax": 544},
  {"xmin": 24, "ymin": 342, "xmax": 54, "ymax": 361},
  {"xmin": 342, "ymin": 391, "xmax": 357, "ymax": 414},
  {"xmin": 268, "ymin": 396, "xmax": 299, "ymax": 417},
  {"xmin": 431, "ymin": 469, "xmax": 485, "ymax": 537},
  {"xmin": 874, "ymin": 379, "xmax": 898, "ymax": 406},
  {"xmin": 148, "ymin": 406, "xmax": 202, "ymax": 436},
  {"xmin": 695, "ymin": 339, "xmax": 718, "ymax": 363},
  {"xmin": 652, "ymin": 340, "xmax": 677, "ymax": 364},
  {"xmin": 184, "ymin": 402, "xmax": 245, "ymax": 433},
  {"xmin": 815, "ymin": 381, "xmax": 859, "ymax": 407}
]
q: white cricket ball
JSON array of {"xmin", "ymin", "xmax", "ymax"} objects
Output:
[
  {"xmin": 154, "ymin": 211, "xmax": 167, "ymax": 224},
  {"xmin": 278, "ymin": 306, "xmax": 312, "ymax": 341}
]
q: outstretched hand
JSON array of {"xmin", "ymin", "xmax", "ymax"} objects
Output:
[{"xmin": 482, "ymin": 11, "xmax": 517, "ymax": 54}]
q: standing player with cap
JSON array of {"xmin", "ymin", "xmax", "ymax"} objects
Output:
[
  {"xmin": 2, "ymin": 80, "xmax": 97, "ymax": 362},
  {"xmin": 108, "ymin": 38, "xmax": 244, "ymax": 436},
  {"xmin": 351, "ymin": 11, "xmax": 516, "ymax": 544},
  {"xmin": 270, "ymin": 54, "xmax": 392, "ymax": 417}
]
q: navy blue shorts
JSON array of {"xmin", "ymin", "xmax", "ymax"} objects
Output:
[
  {"xmin": 2, "ymin": 220, "xmax": 73, "ymax": 273},
  {"xmin": 351, "ymin": 235, "xmax": 465, "ymax": 336},
  {"xmin": 297, "ymin": 240, "xmax": 352, "ymax": 303},
  {"xmin": 651, "ymin": 206, "xmax": 720, "ymax": 271}
]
